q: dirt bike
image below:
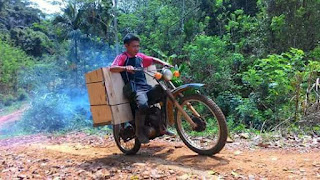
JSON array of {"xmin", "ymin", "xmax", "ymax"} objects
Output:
[{"xmin": 113, "ymin": 66, "xmax": 228, "ymax": 156}]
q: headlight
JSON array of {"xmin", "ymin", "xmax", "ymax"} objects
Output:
[{"xmin": 162, "ymin": 69, "xmax": 173, "ymax": 81}]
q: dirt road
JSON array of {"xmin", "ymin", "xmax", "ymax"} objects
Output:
[
  {"xmin": 0, "ymin": 105, "xmax": 28, "ymax": 127},
  {"xmin": 0, "ymin": 131, "xmax": 320, "ymax": 179}
]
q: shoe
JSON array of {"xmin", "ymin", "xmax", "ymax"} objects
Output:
[{"xmin": 135, "ymin": 112, "xmax": 150, "ymax": 144}]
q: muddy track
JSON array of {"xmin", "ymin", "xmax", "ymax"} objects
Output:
[{"xmin": 0, "ymin": 132, "xmax": 320, "ymax": 179}]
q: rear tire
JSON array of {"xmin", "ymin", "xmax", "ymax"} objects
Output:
[
  {"xmin": 113, "ymin": 124, "xmax": 141, "ymax": 155},
  {"xmin": 175, "ymin": 94, "xmax": 228, "ymax": 156}
]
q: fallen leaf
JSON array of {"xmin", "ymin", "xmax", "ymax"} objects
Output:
[
  {"xmin": 130, "ymin": 175, "xmax": 139, "ymax": 180},
  {"xmin": 240, "ymin": 133, "xmax": 249, "ymax": 139},
  {"xmin": 17, "ymin": 174, "xmax": 27, "ymax": 179},
  {"xmin": 226, "ymin": 136, "xmax": 234, "ymax": 143},
  {"xmin": 257, "ymin": 142, "xmax": 269, "ymax": 148},
  {"xmin": 234, "ymin": 150, "xmax": 242, "ymax": 155},
  {"xmin": 208, "ymin": 170, "xmax": 218, "ymax": 175},
  {"xmin": 248, "ymin": 174, "xmax": 255, "ymax": 180},
  {"xmin": 132, "ymin": 163, "xmax": 146, "ymax": 167},
  {"xmin": 151, "ymin": 169, "xmax": 162, "ymax": 178},
  {"xmin": 313, "ymin": 163, "xmax": 320, "ymax": 167},
  {"xmin": 177, "ymin": 174, "xmax": 190, "ymax": 180},
  {"xmin": 231, "ymin": 171, "xmax": 239, "ymax": 178}
]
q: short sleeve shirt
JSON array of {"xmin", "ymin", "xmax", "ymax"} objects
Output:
[{"xmin": 111, "ymin": 52, "xmax": 153, "ymax": 67}]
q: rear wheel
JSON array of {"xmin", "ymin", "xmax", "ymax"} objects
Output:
[
  {"xmin": 113, "ymin": 123, "xmax": 141, "ymax": 155},
  {"xmin": 175, "ymin": 94, "xmax": 228, "ymax": 156}
]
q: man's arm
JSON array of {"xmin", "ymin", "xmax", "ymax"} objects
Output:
[
  {"xmin": 110, "ymin": 65, "xmax": 134, "ymax": 73},
  {"xmin": 109, "ymin": 53, "xmax": 134, "ymax": 73},
  {"xmin": 109, "ymin": 66, "xmax": 126, "ymax": 73},
  {"xmin": 152, "ymin": 57, "xmax": 172, "ymax": 66}
]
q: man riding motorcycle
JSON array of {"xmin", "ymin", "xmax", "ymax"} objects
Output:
[{"xmin": 110, "ymin": 33, "xmax": 174, "ymax": 144}]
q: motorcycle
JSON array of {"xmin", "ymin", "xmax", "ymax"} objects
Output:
[{"xmin": 113, "ymin": 66, "xmax": 228, "ymax": 156}]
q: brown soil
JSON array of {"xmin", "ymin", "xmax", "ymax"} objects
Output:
[
  {"xmin": 1, "ymin": 108, "xmax": 320, "ymax": 179},
  {"xmin": 0, "ymin": 132, "xmax": 320, "ymax": 179}
]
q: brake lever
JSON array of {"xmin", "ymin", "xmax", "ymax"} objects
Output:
[{"xmin": 163, "ymin": 64, "xmax": 174, "ymax": 68}]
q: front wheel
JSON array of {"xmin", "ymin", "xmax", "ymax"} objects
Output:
[
  {"xmin": 113, "ymin": 123, "xmax": 141, "ymax": 155},
  {"xmin": 175, "ymin": 94, "xmax": 228, "ymax": 156}
]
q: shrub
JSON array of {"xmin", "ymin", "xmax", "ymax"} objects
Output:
[
  {"xmin": 18, "ymin": 93, "xmax": 73, "ymax": 132},
  {"xmin": 0, "ymin": 39, "xmax": 34, "ymax": 92},
  {"xmin": 3, "ymin": 95, "xmax": 14, "ymax": 106},
  {"xmin": 183, "ymin": 35, "xmax": 242, "ymax": 96},
  {"xmin": 17, "ymin": 88, "xmax": 28, "ymax": 101},
  {"xmin": 9, "ymin": 27, "xmax": 54, "ymax": 57},
  {"xmin": 17, "ymin": 89, "xmax": 91, "ymax": 133}
]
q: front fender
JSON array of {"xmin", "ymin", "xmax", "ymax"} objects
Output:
[{"xmin": 171, "ymin": 83, "xmax": 205, "ymax": 96}]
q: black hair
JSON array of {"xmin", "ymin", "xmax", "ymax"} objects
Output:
[{"xmin": 123, "ymin": 33, "xmax": 140, "ymax": 45}]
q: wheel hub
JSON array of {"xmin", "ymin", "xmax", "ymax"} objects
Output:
[
  {"xmin": 119, "ymin": 124, "xmax": 135, "ymax": 142},
  {"xmin": 192, "ymin": 116, "xmax": 207, "ymax": 132}
]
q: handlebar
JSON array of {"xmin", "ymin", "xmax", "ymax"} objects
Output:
[
  {"xmin": 132, "ymin": 67, "xmax": 171, "ymax": 72},
  {"xmin": 133, "ymin": 67, "xmax": 144, "ymax": 71}
]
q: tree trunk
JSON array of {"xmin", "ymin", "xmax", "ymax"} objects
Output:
[
  {"xmin": 113, "ymin": 0, "xmax": 119, "ymax": 55},
  {"xmin": 74, "ymin": 38, "xmax": 78, "ymax": 87}
]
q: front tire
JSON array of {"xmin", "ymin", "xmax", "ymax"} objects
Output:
[
  {"xmin": 113, "ymin": 124, "xmax": 141, "ymax": 155},
  {"xmin": 175, "ymin": 94, "xmax": 228, "ymax": 156}
]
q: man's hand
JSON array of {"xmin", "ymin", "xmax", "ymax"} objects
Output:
[{"xmin": 125, "ymin": 65, "xmax": 135, "ymax": 73}]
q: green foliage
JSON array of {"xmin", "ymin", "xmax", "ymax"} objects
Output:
[
  {"xmin": 2, "ymin": 0, "xmax": 320, "ymax": 135},
  {"xmin": 0, "ymin": 39, "xmax": 34, "ymax": 93},
  {"xmin": 0, "ymin": 0, "xmax": 41, "ymax": 31},
  {"xmin": 17, "ymin": 88, "xmax": 28, "ymax": 101},
  {"xmin": 313, "ymin": 126, "xmax": 320, "ymax": 135},
  {"xmin": 117, "ymin": 0, "xmax": 203, "ymax": 56},
  {"xmin": 309, "ymin": 46, "xmax": 320, "ymax": 61},
  {"xmin": 224, "ymin": 9, "xmax": 259, "ymax": 53},
  {"xmin": 183, "ymin": 35, "xmax": 242, "ymax": 96},
  {"xmin": 260, "ymin": 0, "xmax": 320, "ymax": 52},
  {"xmin": 3, "ymin": 95, "xmax": 14, "ymax": 106},
  {"xmin": 10, "ymin": 28, "xmax": 54, "ymax": 57},
  {"xmin": 270, "ymin": 14, "xmax": 285, "ymax": 31},
  {"xmin": 243, "ymin": 49, "xmax": 304, "ymax": 99},
  {"xmin": 234, "ymin": 97, "xmax": 264, "ymax": 126},
  {"xmin": 31, "ymin": 21, "xmax": 53, "ymax": 36},
  {"xmin": 242, "ymin": 48, "xmax": 320, "ymax": 125},
  {"xmin": 18, "ymin": 92, "xmax": 91, "ymax": 133}
]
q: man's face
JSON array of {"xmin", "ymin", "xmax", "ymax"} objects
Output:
[{"xmin": 125, "ymin": 40, "xmax": 140, "ymax": 56}]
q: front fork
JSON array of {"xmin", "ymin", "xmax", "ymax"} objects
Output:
[{"xmin": 159, "ymin": 82, "xmax": 198, "ymax": 129}]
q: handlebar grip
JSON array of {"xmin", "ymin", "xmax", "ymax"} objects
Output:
[{"xmin": 133, "ymin": 67, "xmax": 144, "ymax": 71}]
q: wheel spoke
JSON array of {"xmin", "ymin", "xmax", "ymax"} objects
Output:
[
  {"xmin": 177, "ymin": 98, "xmax": 221, "ymax": 151},
  {"xmin": 113, "ymin": 124, "xmax": 140, "ymax": 154}
]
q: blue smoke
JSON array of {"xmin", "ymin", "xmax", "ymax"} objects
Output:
[{"xmin": 1, "ymin": 36, "xmax": 121, "ymax": 134}]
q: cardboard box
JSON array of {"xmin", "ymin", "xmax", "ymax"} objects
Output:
[{"xmin": 85, "ymin": 65, "xmax": 158, "ymax": 126}]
